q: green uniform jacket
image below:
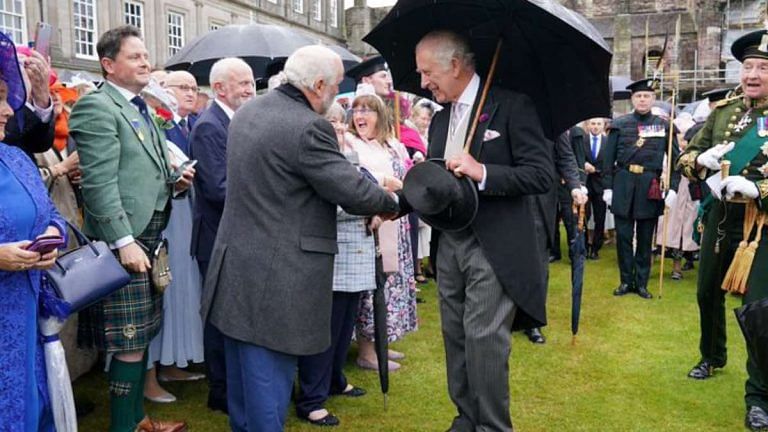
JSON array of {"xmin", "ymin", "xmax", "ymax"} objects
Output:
[
  {"xmin": 69, "ymin": 82, "xmax": 172, "ymax": 243},
  {"xmin": 602, "ymin": 111, "xmax": 681, "ymax": 219},
  {"xmin": 677, "ymin": 96, "xmax": 768, "ymax": 208}
]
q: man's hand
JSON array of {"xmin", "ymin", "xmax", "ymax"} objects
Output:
[
  {"xmin": 585, "ymin": 162, "xmax": 596, "ymax": 174},
  {"xmin": 602, "ymin": 189, "xmax": 613, "ymax": 207},
  {"xmin": 368, "ymin": 216, "xmax": 383, "ymax": 231},
  {"xmin": 118, "ymin": 242, "xmax": 151, "ymax": 273},
  {"xmin": 721, "ymin": 176, "xmax": 759, "ymax": 200},
  {"xmin": 22, "ymin": 50, "xmax": 52, "ymax": 108},
  {"xmin": 383, "ymin": 175, "xmax": 403, "ymax": 193},
  {"xmin": 446, "ymin": 153, "xmax": 484, "ymax": 182},
  {"xmin": 696, "ymin": 142, "xmax": 735, "ymax": 171},
  {"xmin": 174, "ymin": 166, "xmax": 196, "ymax": 193},
  {"xmin": 571, "ymin": 187, "xmax": 588, "ymax": 206},
  {"xmin": 664, "ymin": 190, "xmax": 678, "ymax": 209}
]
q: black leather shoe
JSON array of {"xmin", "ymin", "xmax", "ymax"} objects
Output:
[
  {"xmin": 636, "ymin": 286, "xmax": 653, "ymax": 299},
  {"xmin": 682, "ymin": 260, "xmax": 695, "ymax": 271},
  {"xmin": 339, "ymin": 386, "xmax": 366, "ymax": 397},
  {"xmin": 303, "ymin": 413, "xmax": 340, "ymax": 427},
  {"xmin": 613, "ymin": 283, "xmax": 632, "ymax": 296},
  {"xmin": 746, "ymin": 406, "xmax": 768, "ymax": 431},
  {"xmin": 549, "ymin": 255, "xmax": 561, "ymax": 263},
  {"xmin": 207, "ymin": 396, "xmax": 228, "ymax": 415},
  {"xmin": 687, "ymin": 361, "xmax": 722, "ymax": 380},
  {"xmin": 524, "ymin": 328, "xmax": 546, "ymax": 344}
]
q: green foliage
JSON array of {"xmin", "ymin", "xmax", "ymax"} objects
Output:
[{"xmin": 75, "ymin": 240, "xmax": 749, "ymax": 431}]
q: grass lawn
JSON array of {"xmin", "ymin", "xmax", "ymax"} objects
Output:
[{"xmin": 74, "ymin": 238, "xmax": 751, "ymax": 431}]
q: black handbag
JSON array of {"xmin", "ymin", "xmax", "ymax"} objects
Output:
[{"xmin": 45, "ymin": 221, "xmax": 131, "ymax": 313}]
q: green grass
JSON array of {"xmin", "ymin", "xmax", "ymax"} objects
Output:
[{"xmin": 75, "ymin": 236, "xmax": 751, "ymax": 431}]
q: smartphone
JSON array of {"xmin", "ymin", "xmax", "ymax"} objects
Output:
[
  {"xmin": 34, "ymin": 22, "xmax": 53, "ymax": 59},
  {"xmin": 25, "ymin": 235, "xmax": 65, "ymax": 254},
  {"xmin": 167, "ymin": 159, "xmax": 197, "ymax": 184}
]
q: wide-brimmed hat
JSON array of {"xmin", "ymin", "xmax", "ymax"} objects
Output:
[
  {"xmin": 403, "ymin": 159, "xmax": 478, "ymax": 232},
  {"xmin": 0, "ymin": 33, "xmax": 26, "ymax": 111}
]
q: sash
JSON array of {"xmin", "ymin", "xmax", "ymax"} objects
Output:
[{"xmin": 724, "ymin": 120, "xmax": 765, "ymax": 174}]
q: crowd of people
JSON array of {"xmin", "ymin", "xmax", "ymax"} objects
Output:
[{"xmin": 0, "ymin": 15, "xmax": 767, "ymax": 432}]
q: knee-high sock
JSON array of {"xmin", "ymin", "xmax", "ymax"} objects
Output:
[
  {"xmin": 108, "ymin": 357, "xmax": 144, "ymax": 432},
  {"xmin": 134, "ymin": 350, "xmax": 149, "ymax": 423}
]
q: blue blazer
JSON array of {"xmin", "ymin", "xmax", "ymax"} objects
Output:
[
  {"xmin": 189, "ymin": 102, "xmax": 229, "ymax": 265},
  {"xmin": 164, "ymin": 114, "xmax": 198, "ymax": 157}
]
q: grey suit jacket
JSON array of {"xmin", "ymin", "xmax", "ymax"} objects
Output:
[{"xmin": 200, "ymin": 84, "xmax": 398, "ymax": 356}]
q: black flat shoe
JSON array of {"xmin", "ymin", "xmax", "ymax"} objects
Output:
[
  {"xmin": 613, "ymin": 283, "xmax": 632, "ymax": 296},
  {"xmin": 687, "ymin": 360, "xmax": 723, "ymax": 380},
  {"xmin": 523, "ymin": 328, "xmax": 546, "ymax": 344},
  {"xmin": 340, "ymin": 386, "xmax": 366, "ymax": 397},
  {"xmin": 636, "ymin": 286, "xmax": 653, "ymax": 299},
  {"xmin": 746, "ymin": 406, "xmax": 768, "ymax": 431},
  {"xmin": 304, "ymin": 413, "xmax": 340, "ymax": 427}
]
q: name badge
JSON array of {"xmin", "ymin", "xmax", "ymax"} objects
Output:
[
  {"xmin": 758, "ymin": 117, "xmax": 768, "ymax": 137},
  {"xmin": 638, "ymin": 124, "xmax": 665, "ymax": 138}
]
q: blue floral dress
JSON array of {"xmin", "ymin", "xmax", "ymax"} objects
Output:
[{"xmin": 0, "ymin": 143, "xmax": 65, "ymax": 431}]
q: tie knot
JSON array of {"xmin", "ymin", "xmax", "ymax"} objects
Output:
[
  {"xmin": 179, "ymin": 118, "xmax": 186, "ymax": 128},
  {"xmin": 592, "ymin": 135, "xmax": 598, "ymax": 143},
  {"xmin": 131, "ymin": 96, "xmax": 148, "ymax": 113}
]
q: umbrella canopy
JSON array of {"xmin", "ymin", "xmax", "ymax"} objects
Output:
[
  {"xmin": 165, "ymin": 24, "xmax": 360, "ymax": 86},
  {"xmin": 610, "ymin": 75, "xmax": 632, "ymax": 101},
  {"xmin": 734, "ymin": 298, "xmax": 768, "ymax": 378},
  {"xmin": 363, "ymin": 0, "xmax": 612, "ymax": 139}
]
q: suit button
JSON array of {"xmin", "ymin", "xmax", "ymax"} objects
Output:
[
  {"xmin": 725, "ymin": 131, "xmax": 731, "ymax": 137},
  {"xmin": 743, "ymin": 169, "xmax": 750, "ymax": 175}
]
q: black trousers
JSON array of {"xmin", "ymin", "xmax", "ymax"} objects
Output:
[
  {"xmin": 552, "ymin": 186, "xmax": 577, "ymax": 259},
  {"xmin": 296, "ymin": 291, "xmax": 362, "ymax": 417},
  {"xmin": 614, "ymin": 215, "xmax": 656, "ymax": 289},
  {"xmin": 199, "ymin": 259, "xmax": 227, "ymax": 407}
]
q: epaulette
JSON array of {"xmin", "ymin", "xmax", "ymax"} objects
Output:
[{"xmin": 713, "ymin": 94, "xmax": 741, "ymax": 109}]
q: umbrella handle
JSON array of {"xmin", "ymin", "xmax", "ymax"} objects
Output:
[
  {"xmin": 462, "ymin": 39, "xmax": 503, "ymax": 154},
  {"xmin": 572, "ymin": 203, "xmax": 586, "ymax": 231}
]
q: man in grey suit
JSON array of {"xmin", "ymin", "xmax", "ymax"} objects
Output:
[
  {"xmin": 413, "ymin": 31, "xmax": 554, "ymax": 432},
  {"xmin": 199, "ymin": 45, "xmax": 399, "ymax": 432}
]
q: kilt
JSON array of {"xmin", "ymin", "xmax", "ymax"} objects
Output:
[{"xmin": 87, "ymin": 211, "xmax": 169, "ymax": 353}]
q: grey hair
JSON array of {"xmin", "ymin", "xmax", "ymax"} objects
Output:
[
  {"xmin": 267, "ymin": 72, "xmax": 286, "ymax": 91},
  {"xmin": 416, "ymin": 30, "xmax": 475, "ymax": 71},
  {"xmin": 209, "ymin": 57, "xmax": 252, "ymax": 86},
  {"xmin": 324, "ymin": 102, "xmax": 346, "ymax": 122},
  {"xmin": 283, "ymin": 45, "xmax": 341, "ymax": 90}
]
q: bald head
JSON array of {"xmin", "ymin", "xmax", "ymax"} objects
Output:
[
  {"xmin": 163, "ymin": 70, "xmax": 198, "ymax": 117},
  {"xmin": 284, "ymin": 45, "xmax": 344, "ymax": 114}
]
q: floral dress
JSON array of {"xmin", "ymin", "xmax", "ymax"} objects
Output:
[{"xmin": 356, "ymin": 141, "xmax": 418, "ymax": 343}]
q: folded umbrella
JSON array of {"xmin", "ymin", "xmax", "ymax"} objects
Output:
[
  {"xmin": 734, "ymin": 298, "xmax": 768, "ymax": 378},
  {"xmin": 570, "ymin": 204, "xmax": 587, "ymax": 345},
  {"xmin": 372, "ymin": 230, "xmax": 389, "ymax": 407}
]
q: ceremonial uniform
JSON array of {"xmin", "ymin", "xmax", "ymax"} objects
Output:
[
  {"xmin": 677, "ymin": 29, "xmax": 768, "ymax": 431},
  {"xmin": 603, "ymin": 79, "xmax": 680, "ymax": 298}
]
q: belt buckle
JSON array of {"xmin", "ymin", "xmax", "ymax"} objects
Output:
[{"xmin": 629, "ymin": 164, "xmax": 644, "ymax": 174}]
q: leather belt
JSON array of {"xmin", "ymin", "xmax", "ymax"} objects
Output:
[{"xmin": 627, "ymin": 164, "xmax": 644, "ymax": 174}]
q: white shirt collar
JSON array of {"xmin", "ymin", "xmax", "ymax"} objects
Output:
[
  {"xmin": 214, "ymin": 99, "xmax": 235, "ymax": 120},
  {"xmin": 456, "ymin": 73, "xmax": 481, "ymax": 108},
  {"xmin": 173, "ymin": 112, "xmax": 188, "ymax": 124},
  {"xmin": 107, "ymin": 80, "xmax": 140, "ymax": 106}
]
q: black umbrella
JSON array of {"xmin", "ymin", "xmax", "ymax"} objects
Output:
[
  {"xmin": 569, "ymin": 204, "xmax": 587, "ymax": 344},
  {"xmin": 734, "ymin": 298, "xmax": 768, "ymax": 378},
  {"xmin": 255, "ymin": 49, "xmax": 361, "ymax": 93},
  {"xmin": 165, "ymin": 24, "xmax": 361, "ymax": 86},
  {"xmin": 363, "ymin": 0, "xmax": 612, "ymax": 140},
  {"xmin": 372, "ymin": 230, "xmax": 389, "ymax": 406}
]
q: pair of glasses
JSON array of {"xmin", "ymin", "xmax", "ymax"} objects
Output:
[
  {"xmin": 167, "ymin": 84, "xmax": 199, "ymax": 93},
  {"xmin": 352, "ymin": 108, "xmax": 375, "ymax": 115}
]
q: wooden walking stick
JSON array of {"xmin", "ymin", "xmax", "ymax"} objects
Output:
[
  {"xmin": 658, "ymin": 86, "xmax": 677, "ymax": 299},
  {"xmin": 462, "ymin": 39, "xmax": 503, "ymax": 154}
]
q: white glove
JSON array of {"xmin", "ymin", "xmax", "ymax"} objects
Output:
[
  {"xmin": 664, "ymin": 190, "xmax": 678, "ymax": 209},
  {"xmin": 696, "ymin": 142, "xmax": 735, "ymax": 171},
  {"xmin": 571, "ymin": 187, "xmax": 588, "ymax": 206},
  {"xmin": 721, "ymin": 176, "xmax": 759, "ymax": 200},
  {"xmin": 580, "ymin": 186, "xmax": 589, "ymax": 196},
  {"xmin": 603, "ymin": 189, "xmax": 613, "ymax": 207}
]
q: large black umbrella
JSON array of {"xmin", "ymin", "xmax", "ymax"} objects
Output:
[
  {"xmin": 363, "ymin": 0, "xmax": 612, "ymax": 139},
  {"xmin": 165, "ymin": 24, "xmax": 361, "ymax": 86},
  {"xmin": 734, "ymin": 298, "xmax": 768, "ymax": 378},
  {"xmin": 569, "ymin": 204, "xmax": 587, "ymax": 344}
]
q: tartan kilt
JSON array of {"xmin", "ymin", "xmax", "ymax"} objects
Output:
[{"xmin": 83, "ymin": 211, "xmax": 169, "ymax": 353}]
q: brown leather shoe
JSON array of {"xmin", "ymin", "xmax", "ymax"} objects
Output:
[{"xmin": 135, "ymin": 416, "xmax": 187, "ymax": 432}]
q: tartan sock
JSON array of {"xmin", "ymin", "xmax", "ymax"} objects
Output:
[
  {"xmin": 134, "ymin": 350, "xmax": 149, "ymax": 424},
  {"xmin": 108, "ymin": 357, "xmax": 144, "ymax": 432}
]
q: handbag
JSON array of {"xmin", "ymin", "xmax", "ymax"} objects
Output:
[{"xmin": 45, "ymin": 221, "xmax": 131, "ymax": 313}]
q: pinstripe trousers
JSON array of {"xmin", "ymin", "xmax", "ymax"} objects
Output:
[{"xmin": 437, "ymin": 229, "xmax": 517, "ymax": 432}]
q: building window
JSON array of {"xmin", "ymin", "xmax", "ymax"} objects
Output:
[
  {"xmin": 124, "ymin": 1, "xmax": 143, "ymax": 34},
  {"xmin": 311, "ymin": 0, "xmax": 321, "ymax": 21},
  {"xmin": 293, "ymin": 0, "xmax": 303, "ymax": 14},
  {"xmin": 73, "ymin": 0, "xmax": 98, "ymax": 58},
  {"xmin": 329, "ymin": 0, "xmax": 338, "ymax": 28},
  {"xmin": 209, "ymin": 22, "xmax": 223, "ymax": 31},
  {"xmin": 0, "ymin": 0, "xmax": 26, "ymax": 44},
  {"xmin": 167, "ymin": 11, "xmax": 184, "ymax": 56}
]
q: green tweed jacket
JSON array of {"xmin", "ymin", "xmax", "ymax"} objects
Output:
[{"xmin": 69, "ymin": 82, "xmax": 172, "ymax": 243}]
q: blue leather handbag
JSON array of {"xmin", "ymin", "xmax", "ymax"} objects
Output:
[{"xmin": 45, "ymin": 221, "xmax": 131, "ymax": 313}]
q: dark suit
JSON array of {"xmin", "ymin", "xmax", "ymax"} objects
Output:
[
  {"xmin": 550, "ymin": 130, "xmax": 587, "ymax": 260},
  {"xmin": 4, "ymin": 104, "xmax": 54, "ymax": 161},
  {"xmin": 165, "ymin": 114, "xmax": 196, "ymax": 156},
  {"xmin": 189, "ymin": 101, "xmax": 230, "ymax": 410},
  {"xmin": 584, "ymin": 132, "xmax": 607, "ymax": 255},
  {"xmin": 200, "ymin": 84, "xmax": 397, "ymax": 431},
  {"xmin": 421, "ymin": 85, "xmax": 553, "ymax": 431}
]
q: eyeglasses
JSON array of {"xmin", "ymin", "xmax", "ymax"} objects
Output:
[
  {"xmin": 352, "ymin": 108, "xmax": 375, "ymax": 116},
  {"xmin": 167, "ymin": 84, "xmax": 199, "ymax": 93}
]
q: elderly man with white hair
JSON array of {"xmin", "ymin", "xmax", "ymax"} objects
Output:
[
  {"xmin": 189, "ymin": 56, "xmax": 255, "ymax": 415},
  {"xmin": 199, "ymin": 45, "xmax": 399, "ymax": 432}
]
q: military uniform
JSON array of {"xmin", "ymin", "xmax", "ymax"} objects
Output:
[
  {"xmin": 677, "ymin": 29, "xmax": 768, "ymax": 430},
  {"xmin": 602, "ymin": 79, "xmax": 680, "ymax": 297}
]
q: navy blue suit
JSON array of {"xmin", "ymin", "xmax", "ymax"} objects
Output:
[
  {"xmin": 189, "ymin": 101, "xmax": 230, "ymax": 412},
  {"xmin": 165, "ymin": 114, "xmax": 197, "ymax": 156}
]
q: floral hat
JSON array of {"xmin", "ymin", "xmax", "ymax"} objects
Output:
[{"xmin": 0, "ymin": 32, "xmax": 26, "ymax": 111}]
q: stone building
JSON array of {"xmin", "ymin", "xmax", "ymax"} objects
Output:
[{"xmin": 2, "ymin": 0, "xmax": 345, "ymax": 79}]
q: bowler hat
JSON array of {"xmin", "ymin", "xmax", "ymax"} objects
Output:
[{"xmin": 403, "ymin": 159, "xmax": 478, "ymax": 232}]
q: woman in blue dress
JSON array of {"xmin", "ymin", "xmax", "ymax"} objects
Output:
[{"xmin": 0, "ymin": 32, "xmax": 67, "ymax": 431}]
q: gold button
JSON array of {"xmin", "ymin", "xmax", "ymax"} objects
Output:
[
  {"xmin": 728, "ymin": 123, "xmax": 734, "ymax": 128},
  {"xmin": 763, "ymin": 111, "xmax": 768, "ymax": 115},
  {"xmin": 731, "ymin": 115, "xmax": 738, "ymax": 121},
  {"xmin": 743, "ymin": 169, "xmax": 750, "ymax": 175},
  {"xmin": 736, "ymin": 108, "xmax": 742, "ymax": 113},
  {"xmin": 725, "ymin": 131, "xmax": 732, "ymax": 137}
]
